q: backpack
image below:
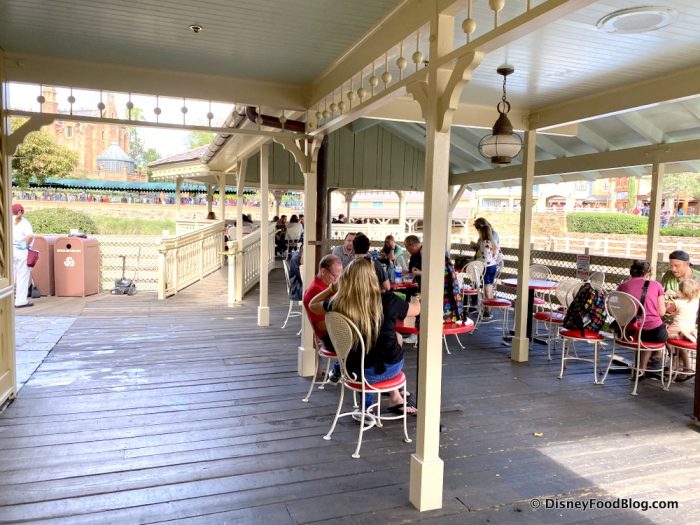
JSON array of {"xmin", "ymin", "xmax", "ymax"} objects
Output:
[{"xmin": 562, "ymin": 283, "xmax": 606, "ymax": 334}]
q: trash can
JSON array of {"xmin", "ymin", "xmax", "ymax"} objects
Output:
[
  {"xmin": 54, "ymin": 237, "xmax": 100, "ymax": 297},
  {"xmin": 30, "ymin": 235, "xmax": 62, "ymax": 296}
]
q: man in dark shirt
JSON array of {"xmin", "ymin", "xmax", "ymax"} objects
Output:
[
  {"xmin": 352, "ymin": 233, "xmax": 390, "ymax": 291},
  {"xmin": 404, "ymin": 235, "xmax": 422, "ymax": 288}
]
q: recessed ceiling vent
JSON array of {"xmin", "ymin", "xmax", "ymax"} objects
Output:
[{"xmin": 596, "ymin": 6, "xmax": 677, "ymax": 33}]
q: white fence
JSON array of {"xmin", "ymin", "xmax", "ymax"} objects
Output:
[
  {"xmin": 227, "ymin": 223, "xmax": 276, "ymax": 298},
  {"xmin": 158, "ymin": 221, "xmax": 225, "ymax": 299}
]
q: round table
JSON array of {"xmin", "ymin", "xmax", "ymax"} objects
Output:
[{"xmin": 501, "ymin": 278, "xmax": 557, "ymax": 339}]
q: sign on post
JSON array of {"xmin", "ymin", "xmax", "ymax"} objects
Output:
[{"xmin": 576, "ymin": 254, "xmax": 591, "ymax": 280}]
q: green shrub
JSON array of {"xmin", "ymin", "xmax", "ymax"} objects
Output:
[
  {"xmin": 25, "ymin": 208, "xmax": 98, "ymax": 234},
  {"xmin": 673, "ymin": 216, "xmax": 700, "ymax": 223},
  {"xmin": 567, "ymin": 213, "xmax": 647, "ymax": 235},
  {"xmin": 660, "ymin": 227, "xmax": 700, "ymax": 237}
]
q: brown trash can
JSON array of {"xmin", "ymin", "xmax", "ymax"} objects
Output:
[
  {"xmin": 30, "ymin": 235, "xmax": 62, "ymax": 296},
  {"xmin": 54, "ymin": 237, "xmax": 100, "ymax": 297}
]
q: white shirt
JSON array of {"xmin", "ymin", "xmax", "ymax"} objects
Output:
[{"xmin": 12, "ymin": 217, "xmax": 33, "ymax": 249}]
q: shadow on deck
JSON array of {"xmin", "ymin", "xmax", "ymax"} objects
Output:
[{"xmin": 2, "ymin": 267, "xmax": 699, "ymax": 523}]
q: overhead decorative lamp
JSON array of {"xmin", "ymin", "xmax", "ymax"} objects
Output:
[{"xmin": 478, "ymin": 65, "xmax": 522, "ymax": 164}]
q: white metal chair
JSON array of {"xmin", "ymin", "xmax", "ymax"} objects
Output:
[
  {"xmin": 601, "ymin": 291, "xmax": 668, "ymax": 395},
  {"xmin": 665, "ymin": 338, "xmax": 696, "ymax": 387},
  {"xmin": 589, "ymin": 271, "xmax": 605, "ymax": 291},
  {"xmin": 282, "ymin": 260, "xmax": 303, "ymax": 334},
  {"xmin": 324, "ymin": 312, "xmax": 412, "ymax": 459},
  {"xmin": 533, "ymin": 279, "xmax": 581, "ymax": 360},
  {"xmin": 301, "ymin": 335, "xmax": 339, "ymax": 403},
  {"xmin": 459, "ymin": 260, "xmax": 485, "ymax": 315}
]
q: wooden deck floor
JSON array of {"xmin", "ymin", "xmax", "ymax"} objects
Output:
[{"xmin": 1, "ymin": 267, "xmax": 699, "ymax": 524}]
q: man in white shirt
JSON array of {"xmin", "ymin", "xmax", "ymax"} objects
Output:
[
  {"xmin": 12, "ymin": 204, "xmax": 35, "ymax": 308},
  {"xmin": 331, "ymin": 232, "xmax": 356, "ymax": 269}
]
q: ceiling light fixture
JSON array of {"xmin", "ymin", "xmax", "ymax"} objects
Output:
[
  {"xmin": 478, "ymin": 65, "xmax": 522, "ymax": 165},
  {"xmin": 188, "ymin": 24, "xmax": 204, "ymax": 33},
  {"xmin": 596, "ymin": 6, "xmax": 677, "ymax": 34}
]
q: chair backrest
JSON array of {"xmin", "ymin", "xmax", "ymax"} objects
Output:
[
  {"xmin": 554, "ymin": 279, "xmax": 582, "ymax": 308},
  {"xmin": 606, "ymin": 291, "xmax": 644, "ymax": 343},
  {"xmin": 589, "ymin": 271, "xmax": 605, "ymax": 290},
  {"xmin": 325, "ymin": 311, "xmax": 366, "ymax": 381},
  {"xmin": 529, "ymin": 264, "xmax": 552, "ymax": 281},
  {"xmin": 461, "ymin": 260, "xmax": 485, "ymax": 290}
]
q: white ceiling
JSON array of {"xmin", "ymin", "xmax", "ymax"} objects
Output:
[{"xmin": 0, "ymin": 0, "xmax": 401, "ymax": 84}]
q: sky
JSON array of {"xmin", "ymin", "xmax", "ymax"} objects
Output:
[{"xmin": 7, "ymin": 82, "xmax": 234, "ymax": 158}]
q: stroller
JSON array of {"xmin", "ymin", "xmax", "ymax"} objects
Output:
[{"xmin": 111, "ymin": 248, "xmax": 140, "ymax": 295}]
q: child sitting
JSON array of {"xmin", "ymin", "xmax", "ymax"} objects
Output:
[{"xmin": 665, "ymin": 279, "xmax": 699, "ymax": 380}]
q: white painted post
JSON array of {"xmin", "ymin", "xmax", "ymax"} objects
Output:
[
  {"xmin": 512, "ymin": 129, "xmax": 536, "ymax": 363},
  {"xmin": 226, "ymin": 240, "xmax": 235, "ymax": 306},
  {"xmin": 626, "ymin": 239, "xmax": 631, "ymax": 256},
  {"xmin": 217, "ymin": 173, "xmax": 226, "ymax": 228},
  {"xmin": 235, "ymin": 159, "xmax": 247, "ymax": 302},
  {"xmin": 398, "ymin": 191, "xmax": 407, "ymax": 237},
  {"xmin": 175, "ymin": 178, "xmax": 182, "ymax": 218},
  {"xmin": 206, "ymin": 184, "xmax": 213, "ymax": 216},
  {"xmin": 258, "ymin": 144, "xmax": 271, "ymax": 326},
  {"xmin": 646, "ymin": 162, "xmax": 665, "ymax": 279}
]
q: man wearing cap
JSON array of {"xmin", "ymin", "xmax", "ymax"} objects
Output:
[
  {"xmin": 11, "ymin": 204, "xmax": 35, "ymax": 308},
  {"xmin": 661, "ymin": 250, "xmax": 700, "ymax": 295}
]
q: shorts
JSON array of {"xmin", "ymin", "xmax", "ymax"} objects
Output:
[{"xmin": 483, "ymin": 264, "xmax": 498, "ymax": 285}]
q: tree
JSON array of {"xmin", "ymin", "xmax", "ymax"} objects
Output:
[
  {"xmin": 11, "ymin": 131, "xmax": 79, "ymax": 187},
  {"xmin": 628, "ymin": 177, "xmax": 637, "ymax": 209},
  {"xmin": 185, "ymin": 130, "xmax": 215, "ymax": 149},
  {"xmin": 663, "ymin": 172, "xmax": 700, "ymax": 200}
]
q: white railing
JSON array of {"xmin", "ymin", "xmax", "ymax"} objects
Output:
[
  {"xmin": 158, "ymin": 221, "xmax": 225, "ymax": 299},
  {"xmin": 225, "ymin": 224, "xmax": 276, "ymax": 302},
  {"xmin": 330, "ymin": 223, "xmax": 417, "ymax": 241},
  {"xmin": 175, "ymin": 218, "xmax": 218, "ymax": 235}
]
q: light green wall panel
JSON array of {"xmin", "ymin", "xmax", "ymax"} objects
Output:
[{"xmin": 243, "ymin": 142, "xmax": 304, "ymax": 189}]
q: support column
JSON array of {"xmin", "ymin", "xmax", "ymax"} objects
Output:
[
  {"xmin": 397, "ymin": 191, "xmax": 407, "ymax": 237},
  {"xmin": 217, "ymin": 173, "xmax": 226, "ymax": 223},
  {"xmin": 343, "ymin": 191, "xmax": 355, "ymax": 222},
  {"xmin": 447, "ymin": 185, "xmax": 466, "ymax": 252},
  {"xmin": 406, "ymin": 9, "xmax": 483, "ymax": 510},
  {"xmin": 175, "ymin": 178, "xmax": 182, "ymax": 218},
  {"xmin": 235, "ymin": 159, "xmax": 247, "ymax": 302},
  {"xmin": 511, "ymin": 130, "xmax": 537, "ymax": 362},
  {"xmin": 206, "ymin": 184, "xmax": 213, "ymax": 216},
  {"xmin": 646, "ymin": 162, "xmax": 665, "ymax": 278},
  {"xmin": 258, "ymin": 145, "xmax": 271, "ymax": 325},
  {"xmin": 273, "ymin": 190, "xmax": 283, "ymax": 218},
  {"xmin": 276, "ymin": 137, "xmax": 323, "ymax": 378},
  {"xmin": 0, "ymin": 57, "xmax": 18, "ymax": 406}
]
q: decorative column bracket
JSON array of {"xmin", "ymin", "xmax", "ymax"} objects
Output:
[{"xmin": 7, "ymin": 115, "xmax": 55, "ymax": 155}]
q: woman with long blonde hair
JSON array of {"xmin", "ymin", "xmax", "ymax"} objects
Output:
[{"xmin": 310, "ymin": 258, "xmax": 419, "ymax": 414}]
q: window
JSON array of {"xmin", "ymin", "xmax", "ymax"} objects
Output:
[{"xmin": 66, "ymin": 126, "xmax": 73, "ymax": 138}]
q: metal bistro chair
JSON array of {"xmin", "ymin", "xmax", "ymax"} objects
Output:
[
  {"xmin": 558, "ymin": 285, "xmax": 605, "ymax": 384},
  {"xmin": 323, "ymin": 312, "xmax": 412, "ymax": 459},
  {"xmin": 589, "ymin": 271, "xmax": 606, "ymax": 291},
  {"xmin": 665, "ymin": 338, "xmax": 697, "ymax": 387},
  {"xmin": 282, "ymin": 259, "xmax": 303, "ymax": 335},
  {"xmin": 301, "ymin": 335, "xmax": 339, "ymax": 403},
  {"xmin": 601, "ymin": 291, "xmax": 668, "ymax": 395},
  {"xmin": 533, "ymin": 279, "xmax": 581, "ymax": 360},
  {"xmin": 459, "ymin": 260, "xmax": 485, "ymax": 316},
  {"xmin": 475, "ymin": 260, "xmax": 512, "ymax": 338}
]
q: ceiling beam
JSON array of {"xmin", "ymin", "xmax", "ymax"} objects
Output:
[
  {"xmin": 616, "ymin": 112, "xmax": 666, "ymax": 144},
  {"xmin": 3, "ymin": 52, "xmax": 306, "ymax": 109},
  {"xmin": 350, "ymin": 118, "xmax": 381, "ymax": 133},
  {"xmin": 681, "ymin": 99, "xmax": 700, "ymax": 121},
  {"xmin": 451, "ymin": 138, "xmax": 700, "ymax": 186},
  {"xmin": 536, "ymin": 134, "xmax": 570, "ymax": 158},
  {"xmin": 577, "ymin": 122, "xmax": 646, "ymax": 178},
  {"xmin": 529, "ymin": 63, "xmax": 700, "ymax": 130}
]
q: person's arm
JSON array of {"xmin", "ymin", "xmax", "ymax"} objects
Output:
[
  {"xmin": 657, "ymin": 293, "xmax": 667, "ymax": 318},
  {"xmin": 406, "ymin": 297, "xmax": 420, "ymax": 317},
  {"xmin": 381, "ymin": 279, "xmax": 390, "ymax": 292},
  {"xmin": 308, "ymin": 282, "xmax": 337, "ymax": 315}
]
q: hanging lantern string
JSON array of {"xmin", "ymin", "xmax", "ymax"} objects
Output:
[{"xmin": 499, "ymin": 73, "xmax": 511, "ymax": 114}]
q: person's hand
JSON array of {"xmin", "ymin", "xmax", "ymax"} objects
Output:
[
  {"xmin": 412, "ymin": 267, "xmax": 422, "ymax": 276},
  {"xmin": 329, "ymin": 281, "xmax": 339, "ymax": 294},
  {"xmin": 17, "ymin": 241, "xmax": 27, "ymax": 250}
]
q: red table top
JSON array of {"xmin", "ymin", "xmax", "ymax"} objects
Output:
[
  {"xmin": 501, "ymin": 278, "xmax": 557, "ymax": 290},
  {"xmin": 395, "ymin": 318, "xmax": 475, "ymax": 335},
  {"xmin": 390, "ymin": 282, "xmax": 418, "ymax": 290}
]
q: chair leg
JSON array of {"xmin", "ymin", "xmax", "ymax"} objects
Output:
[
  {"xmin": 631, "ymin": 351, "xmax": 642, "ymax": 396},
  {"xmin": 281, "ymin": 300, "xmax": 294, "ymax": 328},
  {"xmin": 324, "ymin": 386, "xmax": 345, "ymax": 440},
  {"xmin": 558, "ymin": 339, "xmax": 568, "ymax": 379},
  {"xmin": 600, "ymin": 343, "xmax": 616, "ymax": 385},
  {"xmin": 401, "ymin": 384, "xmax": 412, "ymax": 444},
  {"xmin": 443, "ymin": 335, "xmax": 452, "ymax": 355},
  {"xmin": 593, "ymin": 342, "xmax": 600, "ymax": 384}
]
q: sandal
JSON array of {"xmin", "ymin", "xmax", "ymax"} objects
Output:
[
  {"xmin": 675, "ymin": 368, "xmax": 695, "ymax": 383},
  {"xmin": 387, "ymin": 398, "xmax": 417, "ymax": 416}
]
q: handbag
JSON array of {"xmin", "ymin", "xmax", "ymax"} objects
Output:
[{"xmin": 26, "ymin": 248, "xmax": 40, "ymax": 268}]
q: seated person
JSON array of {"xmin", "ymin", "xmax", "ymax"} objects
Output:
[
  {"xmin": 616, "ymin": 260, "xmax": 667, "ymax": 373},
  {"xmin": 286, "ymin": 214, "xmax": 303, "ymax": 242},
  {"xmin": 665, "ymin": 278, "xmax": 698, "ymax": 380},
  {"xmin": 331, "ymin": 232, "xmax": 356, "ymax": 269},
  {"xmin": 288, "ymin": 246, "xmax": 303, "ymax": 301},
  {"xmin": 352, "ymin": 233, "xmax": 390, "ymax": 292},
  {"xmin": 303, "ymin": 255, "xmax": 342, "ymax": 380},
  {"xmin": 309, "ymin": 258, "xmax": 420, "ymax": 414},
  {"xmin": 661, "ymin": 250, "xmax": 700, "ymax": 295},
  {"xmin": 378, "ymin": 234, "xmax": 405, "ymax": 266},
  {"xmin": 443, "ymin": 253, "xmax": 464, "ymax": 324},
  {"xmin": 404, "ymin": 235, "xmax": 422, "ymax": 288}
]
